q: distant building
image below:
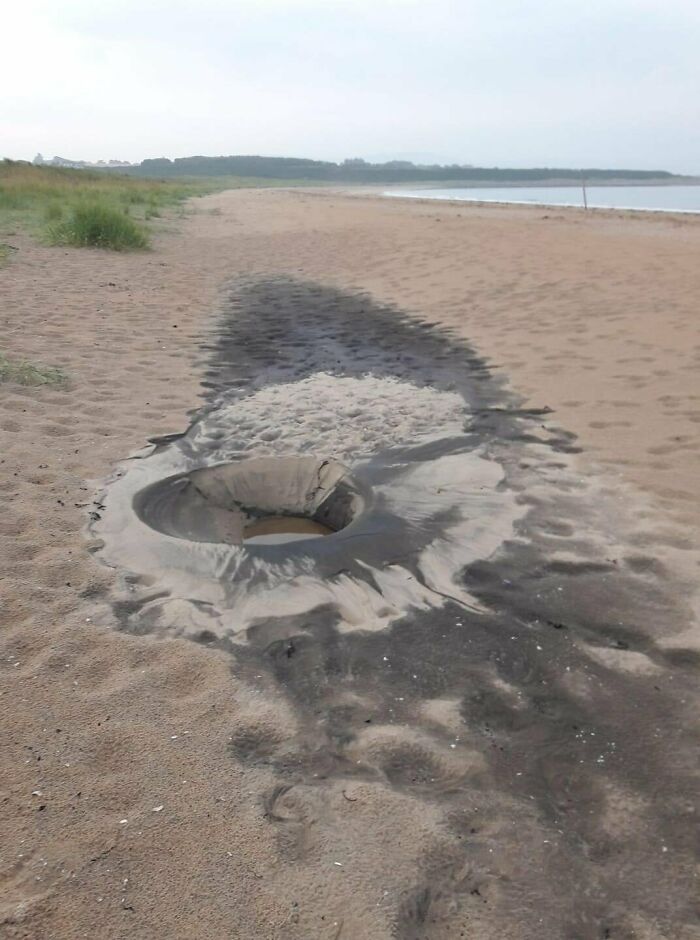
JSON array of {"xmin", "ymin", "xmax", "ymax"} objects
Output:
[
  {"xmin": 50, "ymin": 156, "xmax": 86, "ymax": 168},
  {"xmin": 30, "ymin": 154, "xmax": 134, "ymax": 170}
]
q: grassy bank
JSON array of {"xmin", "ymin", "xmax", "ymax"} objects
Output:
[{"xmin": 0, "ymin": 160, "xmax": 306, "ymax": 253}]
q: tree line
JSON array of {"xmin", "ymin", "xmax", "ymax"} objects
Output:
[{"xmin": 120, "ymin": 155, "xmax": 674, "ymax": 183}]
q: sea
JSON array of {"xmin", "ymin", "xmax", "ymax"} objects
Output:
[{"xmin": 385, "ymin": 184, "xmax": 700, "ymax": 214}]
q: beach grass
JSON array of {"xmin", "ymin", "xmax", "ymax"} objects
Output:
[
  {"xmin": 0, "ymin": 160, "xmax": 310, "ymax": 252},
  {"xmin": 0, "ymin": 352, "xmax": 67, "ymax": 386},
  {"xmin": 47, "ymin": 203, "xmax": 151, "ymax": 250}
]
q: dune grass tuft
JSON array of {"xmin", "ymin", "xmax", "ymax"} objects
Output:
[
  {"xmin": 0, "ymin": 159, "xmax": 220, "ymax": 251},
  {"xmin": 0, "ymin": 353, "xmax": 67, "ymax": 386},
  {"xmin": 44, "ymin": 202, "xmax": 64, "ymax": 222},
  {"xmin": 0, "ymin": 159, "xmax": 309, "ymax": 253},
  {"xmin": 48, "ymin": 203, "xmax": 150, "ymax": 251}
]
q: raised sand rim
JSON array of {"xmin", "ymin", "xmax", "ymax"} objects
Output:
[{"xmin": 134, "ymin": 456, "xmax": 366, "ymax": 546}]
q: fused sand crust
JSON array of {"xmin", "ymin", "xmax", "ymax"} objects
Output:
[
  {"xmin": 95, "ymin": 367, "xmax": 519, "ymax": 637},
  {"xmin": 1, "ymin": 190, "xmax": 699, "ymax": 939}
]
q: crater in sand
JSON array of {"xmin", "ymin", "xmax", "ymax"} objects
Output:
[{"xmin": 134, "ymin": 456, "xmax": 367, "ymax": 547}]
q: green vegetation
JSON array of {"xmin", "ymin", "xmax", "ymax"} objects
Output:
[
  {"xmin": 0, "ymin": 158, "xmax": 215, "ymax": 217},
  {"xmin": 44, "ymin": 202, "xmax": 64, "ymax": 222},
  {"xmin": 0, "ymin": 160, "xmax": 317, "ymax": 252},
  {"xmin": 47, "ymin": 203, "xmax": 150, "ymax": 250},
  {"xmin": 0, "ymin": 352, "xmax": 67, "ymax": 387},
  {"xmin": 129, "ymin": 154, "xmax": 677, "ymax": 184},
  {"xmin": 0, "ymin": 159, "xmax": 224, "ymax": 252}
]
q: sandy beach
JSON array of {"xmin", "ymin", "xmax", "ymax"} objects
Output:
[{"xmin": 1, "ymin": 188, "xmax": 699, "ymax": 939}]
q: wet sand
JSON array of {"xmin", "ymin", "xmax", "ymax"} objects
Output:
[{"xmin": 1, "ymin": 189, "xmax": 699, "ymax": 939}]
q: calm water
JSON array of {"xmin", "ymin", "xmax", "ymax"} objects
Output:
[{"xmin": 386, "ymin": 184, "xmax": 700, "ymax": 214}]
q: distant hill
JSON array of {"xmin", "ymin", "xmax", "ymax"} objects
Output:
[{"xmin": 118, "ymin": 155, "xmax": 677, "ymax": 184}]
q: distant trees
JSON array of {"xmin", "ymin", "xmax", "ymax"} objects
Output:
[
  {"xmin": 122, "ymin": 155, "xmax": 675, "ymax": 184},
  {"xmin": 136, "ymin": 155, "xmax": 337, "ymax": 179}
]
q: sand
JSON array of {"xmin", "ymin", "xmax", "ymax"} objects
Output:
[{"xmin": 1, "ymin": 189, "xmax": 699, "ymax": 939}]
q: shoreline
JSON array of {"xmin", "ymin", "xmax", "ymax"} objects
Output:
[
  {"xmin": 384, "ymin": 190, "xmax": 700, "ymax": 215},
  {"xmin": 324, "ymin": 183, "xmax": 700, "ymax": 224}
]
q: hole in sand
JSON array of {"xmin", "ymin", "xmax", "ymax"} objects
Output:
[
  {"xmin": 134, "ymin": 456, "xmax": 367, "ymax": 547},
  {"xmin": 243, "ymin": 515, "xmax": 334, "ymax": 546}
]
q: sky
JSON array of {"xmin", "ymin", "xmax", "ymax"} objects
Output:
[{"xmin": 3, "ymin": 0, "xmax": 699, "ymax": 173}]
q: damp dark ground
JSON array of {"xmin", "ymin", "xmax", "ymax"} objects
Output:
[{"xmin": 102, "ymin": 279, "xmax": 699, "ymax": 939}]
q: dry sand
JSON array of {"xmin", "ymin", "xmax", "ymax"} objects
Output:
[{"xmin": 1, "ymin": 189, "xmax": 699, "ymax": 939}]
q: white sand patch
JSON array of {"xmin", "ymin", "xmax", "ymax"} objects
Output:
[{"xmin": 192, "ymin": 372, "xmax": 467, "ymax": 461}]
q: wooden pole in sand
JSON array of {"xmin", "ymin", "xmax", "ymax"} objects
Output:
[{"xmin": 582, "ymin": 175, "xmax": 588, "ymax": 210}]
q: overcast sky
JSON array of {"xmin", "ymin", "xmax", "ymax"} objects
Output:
[{"xmin": 3, "ymin": 0, "xmax": 699, "ymax": 172}]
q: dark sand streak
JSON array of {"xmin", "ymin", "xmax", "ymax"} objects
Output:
[{"xmin": 94, "ymin": 280, "xmax": 698, "ymax": 939}]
